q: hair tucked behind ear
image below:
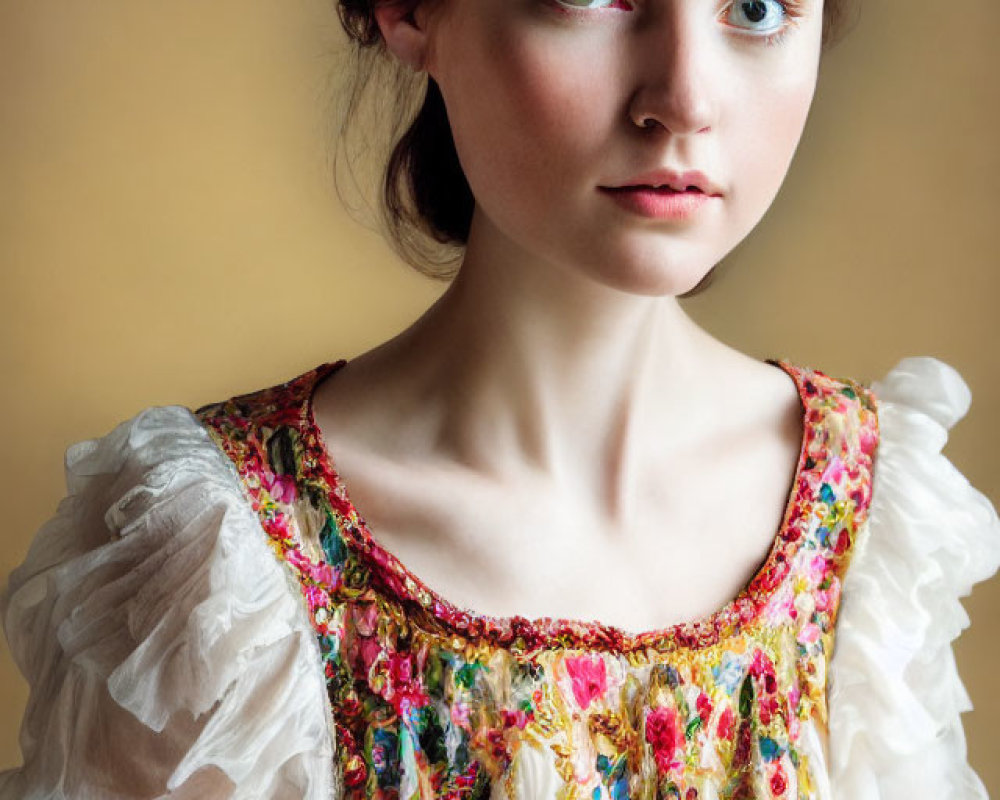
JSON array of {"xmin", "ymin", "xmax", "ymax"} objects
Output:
[{"xmin": 329, "ymin": 0, "xmax": 861, "ymax": 293}]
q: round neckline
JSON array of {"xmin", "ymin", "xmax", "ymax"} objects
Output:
[{"xmin": 297, "ymin": 356, "xmax": 818, "ymax": 654}]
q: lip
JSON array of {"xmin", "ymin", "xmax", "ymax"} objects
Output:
[
  {"xmin": 599, "ymin": 185, "xmax": 715, "ymax": 221},
  {"xmin": 604, "ymin": 168, "xmax": 722, "ymax": 196}
]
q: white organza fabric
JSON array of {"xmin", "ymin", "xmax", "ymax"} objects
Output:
[
  {"xmin": 1, "ymin": 356, "xmax": 997, "ymax": 799},
  {"xmin": 826, "ymin": 356, "xmax": 1000, "ymax": 799},
  {"xmin": 0, "ymin": 407, "xmax": 336, "ymax": 799}
]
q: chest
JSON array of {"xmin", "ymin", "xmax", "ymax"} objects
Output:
[{"xmin": 310, "ymin": 424, "xmax": 803, "ymax": 634}]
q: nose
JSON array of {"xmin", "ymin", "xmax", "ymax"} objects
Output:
[{"xmin": 627, "ymin": 13, "xmax": 717, "ymax": 136}]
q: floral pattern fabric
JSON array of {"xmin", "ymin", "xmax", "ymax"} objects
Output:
[{"xmin": 193, "ymin": 358, "xmax": 879, "ymax": 800}]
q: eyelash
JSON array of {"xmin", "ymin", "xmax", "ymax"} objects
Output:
[
  {"xmin": 739, "ymin": 0, "xmax": 803, "ymax": 47},
  {"xmin": 547, "ymin": 0, "xmax": 803, "ymax": 48},
  {"xmin": 757, "ymin": 28, "xmax": 790, "ymax": 47}
]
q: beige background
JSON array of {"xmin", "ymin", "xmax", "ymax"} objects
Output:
[{"xmin": 2, "ymin": 0, "xmax": 997, "ymax": 792}]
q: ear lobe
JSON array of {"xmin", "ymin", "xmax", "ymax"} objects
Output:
[{"xmin": 373, "ymin": 3, "xmax": 432, "ymax": 73}]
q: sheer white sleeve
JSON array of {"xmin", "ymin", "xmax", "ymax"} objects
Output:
[
  {"xmin": 0, "ymin": 406, "xmax": 336, "ymax": 799},
  {"xmin": 827, "ymin": 356, "xmax": 1000, "ymax": 799}
]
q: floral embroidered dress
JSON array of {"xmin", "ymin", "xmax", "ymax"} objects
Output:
[{"xmin": 1, "ymin": 356, "xmax": 998, "ymax": 800}]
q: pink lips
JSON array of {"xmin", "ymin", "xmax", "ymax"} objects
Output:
[
  {"xmin": 599, "ymin": 185, "xmax": 715, "ymax": 220},
  {"xmin": 611, "ymin": 169, "xmax": 721, "ymax": 195},
  {"xmin": 599, "ymin": 167, "xmax": 722, "ymax": 220}
]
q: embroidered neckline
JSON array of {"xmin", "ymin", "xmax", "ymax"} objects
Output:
[{"xmin": 295, "ymin": 357, "xmax": 822, "ymax": 653}]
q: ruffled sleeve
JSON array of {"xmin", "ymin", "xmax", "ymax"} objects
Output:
[
  {"xmin": 827, "ymin": 356, "xmax": 1000, "ymax": 799},
  {"xmin": 0, "ymin": 406, "xmax": 336, "ymax": 799}
]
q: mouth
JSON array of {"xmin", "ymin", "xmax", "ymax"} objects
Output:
[
  {"xmin": 602, "ymin": 168, "xmax": 723, "ymax": 196},
  {"xmin": 597, "ymin": 184, "xmax": 716, "ymax": 220},
  {"xmin": 601, "ymin": 185, "xmax": 706, "ymax": 194}
]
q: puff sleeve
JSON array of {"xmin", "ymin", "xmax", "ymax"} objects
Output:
[
  {"xmin": 0, "ymin": 406, "xmax": 336, "ymax": 799},
  {"xmin": 827, "ymin": 357, "xmax": 1000, "ymax": 799}
]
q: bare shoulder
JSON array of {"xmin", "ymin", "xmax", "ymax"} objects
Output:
[
  {"xmin": 713, "ymin": 349, "xmax": 806, "ymax": 452},
  {"xmin": 309, "ymin": 343, "xmax": 421, "ymax": 458}
]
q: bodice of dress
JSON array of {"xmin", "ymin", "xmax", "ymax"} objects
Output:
[
  {"xmin": 192, "ymin": 358, "xmax": 880, "ymax": 800},
  {"xmin": 2, "ymin": 354, "xmax": 997, "ymax": 800}
]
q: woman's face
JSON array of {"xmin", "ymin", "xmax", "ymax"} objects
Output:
[{"xmin": 417, "ymin": 0, "xmax": 824, "ymax": 296}]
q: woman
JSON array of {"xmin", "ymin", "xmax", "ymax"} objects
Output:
[{"xmin": 1, "ymin": 0, "xmax": 997, "ymax": 797}]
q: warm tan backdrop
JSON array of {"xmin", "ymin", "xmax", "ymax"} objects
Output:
[{"xmin": 2, "ymin": 0, "xmax": 997, "ymax": 792}]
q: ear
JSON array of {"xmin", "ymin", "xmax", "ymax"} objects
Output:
[{"xmin": 373, "ymin": 2, "xmax": 435, "ymax": 73}]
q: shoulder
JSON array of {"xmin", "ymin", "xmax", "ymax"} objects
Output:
[
  {"xmin": 768, "ymin": 357, "xmax": 881, "ymax": 512},
  {"xmin": 193, "ymin": 361, "xmax": 326, "ymax": 427},
  {"xmin": 192, "ymin": 362, "xmax": 332, "ymax": 480},
  {"xmin": 793, "ymin": 355, "xmax": 974, "ymax": 455},
  {"xmin": 774, "ymin": 357, "xmax": 879, "ymax": 433},
  {"xmin": 0, "ymin": 400, "xmax": 335, "ymax": 798}
]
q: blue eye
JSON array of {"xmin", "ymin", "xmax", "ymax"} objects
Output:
[{"xmin": 726, "ymin": 0, "xmax": 790, "ymax": 36}]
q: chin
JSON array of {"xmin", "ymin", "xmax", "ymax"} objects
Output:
[
  {"xmin": 582, "ymin": 256, "xmax": 715, "ymax": 299},
  {"xmin": 576, "ymin": 244, "xmax": 718, "ymax": 297}
]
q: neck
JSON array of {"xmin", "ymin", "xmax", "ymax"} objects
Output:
[{"xmin": 376, "ymin": 214, "xmax": 737, "ymax": 528}]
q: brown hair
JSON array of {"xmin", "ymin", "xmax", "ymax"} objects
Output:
[{"xmin": 330, "ymin": 0, "xmax": 859, "ymax": 297}]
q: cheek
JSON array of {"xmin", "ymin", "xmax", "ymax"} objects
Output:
[
  {"xmin": 441, "ymin": 25, "xmax": 617, "ymax": 208},
  {"xmin": 747, "ymin": 83, "xmax": 814, "ymax": 178},
  {"xmin": 728, "ymin": 60, "xmax": 819, "ymax": 222}
]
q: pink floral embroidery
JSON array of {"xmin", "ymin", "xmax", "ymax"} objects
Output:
[
  {"xmin": 353, "ymin": 602, "xmax": 379, "ymax": 636},
  {"xmin": 501, "ymin": 709, "xmax": 532, "ymax": 729},
  {"xmin": 822, "ymin": 456, "xmax": 846, "ymax": 484},
  {"xmin": 304, "ymin": 583, "xmax": 331, "ymax": 610},
  {"xmin": 286, "ymin": 547, "xmax": 341, "ymax": 589},
  {"xmin": 695, "ymin": 691, "xmax": 713, "ymax": 724},
  {"xmin": 451, "ymin": 702, "xmax": 471, "ymax": 729},
  {"xmin": 565, "ymin": 654, "xmax": 608, "ymax": 710},
  {"xmin": 348, "ymin": 635, "xmax": 382, "ymax": 677},
  {"xmin": 716, "ymin": 705, "xmax": 735, "ymax": 740},
  {"xmin": 262, "ymin": 468, "xmax": 297, "ymax": 504},
  {"xmin": 859, "ymin": 424, "xmax": 878, "ymax": 457},
  {"xmin": 770, "ymin": 764, "xmax": 788, "ymax": 796},
  {"xmin": 384, "ymin": 652, "xmax": 430, "ymax": 715},
  {"xmin": 267, "ymin": 512, "xmax": 293, "ymax": 541},
  {"xmin": 833, "ymin": 529, "xmax": 852, "ymax": 555},
  {"xmin": 645, "ymin": 706, "xmax": 686, "ymax": 774},
  {"xmin": 806, "ymin": 553, "xmax": 827, "ymax": 583},
  {"xmin": 814, "ymin": 587, "xmax": 836, "ymax": 613},
  {"xmin": 797, "ymin": 622, "xmax": 821, "ymax": 645}
]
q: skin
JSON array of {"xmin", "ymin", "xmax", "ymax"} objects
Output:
[{"xmin": 313, "ymin": 0, "xmax": 826, "ymax": 754}]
